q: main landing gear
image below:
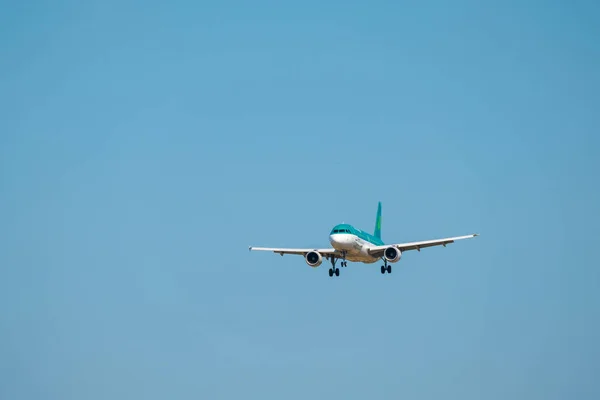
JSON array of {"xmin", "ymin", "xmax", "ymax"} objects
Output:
[
  {"xmin": 380, "ymin": 260, "xmax": 392, "ymax": 274},
  {"xmin": 328, "ymin": 252, "xmax": 347, "ymax": 278}
]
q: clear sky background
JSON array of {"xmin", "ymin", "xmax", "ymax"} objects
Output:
[{"xmin": 1, "ymin": 0, "xmax": 599, "ymax": 399}]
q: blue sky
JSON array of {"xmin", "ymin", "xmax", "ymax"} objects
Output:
[{"xmin": 1, "ymin": 0, "xmax": 599, "ymax": 398}]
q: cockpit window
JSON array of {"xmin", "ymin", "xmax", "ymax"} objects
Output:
[{"xmin": 332, "ymin": 228, "xmax": 352, "ymax": 234}]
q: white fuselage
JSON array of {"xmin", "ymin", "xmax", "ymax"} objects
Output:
[{"xmin": 328, "ymin": 233, "xmax": 379, "ymax": 263}]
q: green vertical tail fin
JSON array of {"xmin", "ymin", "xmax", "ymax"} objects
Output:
[{"xmin": 374, "ymin": 202, "xmax": 382, "ymax": 239}]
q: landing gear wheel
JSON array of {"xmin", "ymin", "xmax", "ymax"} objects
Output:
[
  {"xmin": 381, "ymin": 265, "xmax": 385, "ymax": 274},
  {"xmin": 329, "ymin": 268, "xmax": 333, "ymax": 277},
  {"xmin": 335, "ymin": 268, "xmax": 340, "ymax": 276},
  {"xmin": 387, "ymin": 265, "xmax": 392, "ymax": 274}
]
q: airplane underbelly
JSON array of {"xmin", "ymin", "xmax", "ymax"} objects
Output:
[
  {"xmin": 346, "ymin": 240, "xmax": 377, "ymax": 263},
  {"xmin": 331, "ymin": 235, "xmax": 378, "ymax": 263},
  {"xmin": 347, "ymin": 253, "xmax": 377, "ymax": 263}
]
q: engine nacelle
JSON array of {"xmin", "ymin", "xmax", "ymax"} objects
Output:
[
  {"xmin": 384, "ymin": 246, "xmax": 402, "ymax": 263},
  {"xmin": 305, "ymin": 251, "xmax": 323, "ymax": 267}
]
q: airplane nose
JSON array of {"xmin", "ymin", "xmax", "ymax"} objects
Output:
[{"xmin": 330, "ymin": 234, "xmax": 349, "ymax": 249}]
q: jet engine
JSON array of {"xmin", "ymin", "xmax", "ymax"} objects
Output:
[
  {"xmin": 384, "ymin": 246, "xmax": 402, "ymax": 263},
  {"xmin": 305, "ymin": 251, "xmax": 323, "ymax": 267}
]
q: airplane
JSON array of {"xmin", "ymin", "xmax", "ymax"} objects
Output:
[{"xmin": 249, "ymin": 202, "xmax": 478, "ymax": 277}]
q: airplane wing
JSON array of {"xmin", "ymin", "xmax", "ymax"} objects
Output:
[
  {"xmin": 249, "ymin": 246, "xmax": 339, "ymax": 257},
  {"xmin": 367, "ymin": 234, "xmax": 478, "ymax": 257}
]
